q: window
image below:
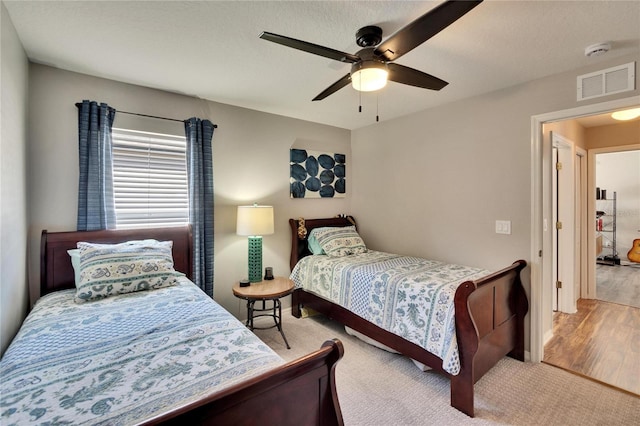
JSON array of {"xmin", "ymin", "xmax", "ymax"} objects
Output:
[{"xmin": 112, "ymin": 128, "xmax": 189, "ymax": 229}]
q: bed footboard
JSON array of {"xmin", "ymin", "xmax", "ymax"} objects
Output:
[
  {"xmin": 145, "ymin": 339, "xmax": 344, "ymax": 426},
  {"xmin": 452, "ymin": 259, "xmax": 528, "ymax": 416}
]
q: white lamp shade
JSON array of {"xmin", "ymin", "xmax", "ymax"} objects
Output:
[
  {"xmin": 351, "ymin": 67, "xmax": 388, "ymax": 92},
  {"xmin": 237, "ymin": 205, "xmax": 274, "ymax": 236}
]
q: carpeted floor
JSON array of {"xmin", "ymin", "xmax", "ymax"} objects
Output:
[{"xmin": 256, "ymin": 313, "xmax": 640, "ymax": 425}]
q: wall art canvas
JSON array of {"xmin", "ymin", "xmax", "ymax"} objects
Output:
[{"xmin": 290, "ymin": 149, "xmax": 346, "ymax": 198}]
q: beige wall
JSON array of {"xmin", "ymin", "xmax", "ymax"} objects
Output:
[
  {"xmin": 27, "ymin": 64, "xmax": 351, "ymax": 318},
  {"xmin": 542, "ymin": 115, "xmax": 640, "ymax": 152},
  {"xmin": 351, "ymin": 53, "xmax": 640, "ymax": 352},
  {"xmin": 586, "ymin": 120, "xmax": 640, "ymax": 149},
  {"xmin": 1, "ymin": 2, "xmax": 29, "ymax": 356}
]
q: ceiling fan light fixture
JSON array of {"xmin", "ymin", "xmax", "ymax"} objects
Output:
[
  {"xmin": 261, "ymin": 0, "xmax": 483, "ymax": 101},
  {"xmin": 351, "ymin": 62, "xmax": 388, "ymax": 92},
  {"xmin": 611, "ymin": 107, "xmax": 640, "ymax": 121}
]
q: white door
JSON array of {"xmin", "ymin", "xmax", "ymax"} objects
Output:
[
  {"xmin": 552, "ymin": 132, "xmax": 577, "ymax": 314},
  {"xmin": 575, "ymin": 148, "xmax": 587, "ymax": 299}
]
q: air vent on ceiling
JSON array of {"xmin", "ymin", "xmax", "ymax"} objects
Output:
[{"xmin": 577, "ymin": 62, "xmax": 635, "ymax": 101}]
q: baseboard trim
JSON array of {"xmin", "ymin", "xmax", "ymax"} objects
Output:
[{"xmin": 543, "ymin": 329, "xmax": 554, "ymax": 346}]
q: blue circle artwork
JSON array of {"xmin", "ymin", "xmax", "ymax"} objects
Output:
[
  {"xmin": 306, "ymin": 177, "xmax": 321, "ymax": 191},
  {"xmin": 318, "ymin": 154, "xmax": 335, "ymax": 169},
  {"xmin": 290, "ymin": 149, "xmax": 346, "ymax": 198},
  {"xmin": 320, "ymin": 185, "xmax": 335, "ymax": 197},
  {"xmin": 290, "ymin": 163, "xmax": 307, "ymax": 181},
  {"xmin": 320, "ymin": 169, "xmax": 334, "ymax": 184}
]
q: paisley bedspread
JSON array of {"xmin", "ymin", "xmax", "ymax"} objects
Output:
[
  {"xmin": 0, "ymin": 278, "xmax": 283, "ymax": 425},
  {"xmin": 290, "ymin": 251, "xmax": 488, "ymax": 375}
]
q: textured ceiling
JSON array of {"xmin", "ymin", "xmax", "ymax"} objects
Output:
[{"xmin": 5, "ymin": 0, "xmax": 640, "ymax": 130}]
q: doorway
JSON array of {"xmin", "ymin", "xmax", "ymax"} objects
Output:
[
  {"xmin": 545, "ymin": 137, "xmax": 639, "ymax": 395},
  {"xmin": 531, "ymin": 97, "xmax": 640, "ymax": 394},
  {"xmin": 530, "ymin": 96, "xmax": 640, "ymax": 363},
  {"xmin": 593, "ymin": 148, "xmax": 640, "ymax": 308}
]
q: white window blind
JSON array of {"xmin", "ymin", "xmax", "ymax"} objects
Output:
[{"xmin": 112, "ymin": 128, "xmax": 189, "ymax": 229}]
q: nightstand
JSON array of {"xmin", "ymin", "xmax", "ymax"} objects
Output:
[{"xmin": 232, "ymin": 276, "xmax": 294, "ymax": 349}]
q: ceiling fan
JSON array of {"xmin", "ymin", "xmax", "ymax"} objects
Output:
[{"xmin": 259, "ymin": 0, "xmax": 483, "ymax": 101}]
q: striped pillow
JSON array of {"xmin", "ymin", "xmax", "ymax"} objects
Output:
[
  {"xmin": 74, "ymin": 240, "xmax": 183, "ymax": 303},
  {"xmin": 310, "ymin": 226, "xmax": 367, "ymax": 257}
]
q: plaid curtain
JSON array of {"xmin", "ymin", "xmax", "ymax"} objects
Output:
[
  {"xmin": 184, "ymin": 118, "xmax": 215, "ymax": 297},
  {"xmin": 76, "ymin": 100, "xmax": 116, "ymax": 231}
]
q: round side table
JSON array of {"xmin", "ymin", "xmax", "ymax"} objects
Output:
[{"xmin": 232, "ymin": 276, "xmax": 294, "ymax": 349}]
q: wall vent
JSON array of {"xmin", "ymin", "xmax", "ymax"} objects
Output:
[{"xmin": 577, "ymin": 61, "xmax": 635, "ymax": 101}]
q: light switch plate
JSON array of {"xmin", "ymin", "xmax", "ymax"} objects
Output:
[{"xmin": 495, "ymin": 220, "xmax": 512, "ymax": 235}]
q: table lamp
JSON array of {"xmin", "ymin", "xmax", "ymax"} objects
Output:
[{"xmin": 237, "ymin": 204, "xmax": 274, "ymax": 282}]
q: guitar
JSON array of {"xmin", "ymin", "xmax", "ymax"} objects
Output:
[{"xmin": 628, "ymin": 239, "xmax": 640, "ymax": 263}]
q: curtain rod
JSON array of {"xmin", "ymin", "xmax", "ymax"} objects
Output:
[
  {"xmin": 119, "ymin": 110, "xmax": 184, "ymax": 123},
  {"xmin": 74, "ymin": 103, "xmax": 218, "ymax": 128},
  {"xmin": 117, "ymin": 110, "xmax": 218, "ymax": 128}
]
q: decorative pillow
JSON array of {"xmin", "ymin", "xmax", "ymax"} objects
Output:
[
  {"xmin": 68, "ymin": 239, "xmax": 163, "ymax": 286},
  {"xmin": 310, "ymin": 226, "xmax": 367, "ymax": 257},
  {"xmin": 74, "ymin": 240, "xmax": 183, "ymax": 303},
  {"xmin": 307, "ymin": 233, "xmax": 325, "ymax": 255}
]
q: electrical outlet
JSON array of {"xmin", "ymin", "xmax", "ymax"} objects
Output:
[{"xmin": 495, "ymin": 220, "xmax": 512, "ymax": 235}]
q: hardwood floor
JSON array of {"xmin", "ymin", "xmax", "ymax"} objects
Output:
[
  {"xmin": 596, "ymin": 263, "xmax": 640, "ymax": 308},
  {"xmin": 543, "ymin": 298, "xmax": 640, "ymax": 395}
]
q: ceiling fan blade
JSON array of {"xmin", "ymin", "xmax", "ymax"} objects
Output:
[
  {"xmin": 375, "ymin": 0, "xmax": 483, "ymax": 62},
  {"xmin": 260, "ymin": 32, "xmax": 360, "ymax": 63},
  {"xmin": 312, "ymin": 74, "xmax": 352, "ymax": 101},
  {"xmin": 387, "ymin": 63, "xmax": 448, "ymax": 90}
]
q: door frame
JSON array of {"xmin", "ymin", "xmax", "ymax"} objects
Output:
[{"xmin": 530, "ymin": 95, "xmax": 640, "ymax": 363}]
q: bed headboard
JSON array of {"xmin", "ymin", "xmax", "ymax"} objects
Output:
[
  {"xmin": 288, "ymin": 216, "xmax": 357, "ymax": 271},
  {"xmin": 40, "ymin": 226, "xmax": 193, "ymax": 296}
]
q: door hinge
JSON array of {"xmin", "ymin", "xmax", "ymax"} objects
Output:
[
  {"xmin": 538, "ymin": 250, "xmax": 543, "ymax": 257},
  {"xmin": 556, "ymin": 162, "xmax": 563, "ymax": 170},
  {"xmin": 556, "ymin": 221, "xmax": 563, "ymax": 230},
  {"xmin": 556, "ymin": 281, "xmax": 563, "ymax": 289}
]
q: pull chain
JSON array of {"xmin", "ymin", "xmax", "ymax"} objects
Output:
[
  {"xmin": 356, "ymin": 85, "xmax": 382, "ymax": 122},
  {"xmin": 358, "ymin": 78, "xmax": 362, "ymax": 113}
]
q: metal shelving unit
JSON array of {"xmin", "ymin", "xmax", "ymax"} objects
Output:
[{"xmin": 596, "ymin": 191, "xmax": 619, "ymax": 265}]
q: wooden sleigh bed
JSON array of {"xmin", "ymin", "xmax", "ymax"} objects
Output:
[
  {"xmin": 0, "ymin": 226, "xmax": 344, "ymax": 426},
  {"xmin": 288, "ymin": 216, "xmax": 528, "ymax": 417}
]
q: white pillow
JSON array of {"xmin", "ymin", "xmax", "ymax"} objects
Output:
[{"xmin": 67, "ymin": 248, "xmax": 81, "ymax": 285}]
